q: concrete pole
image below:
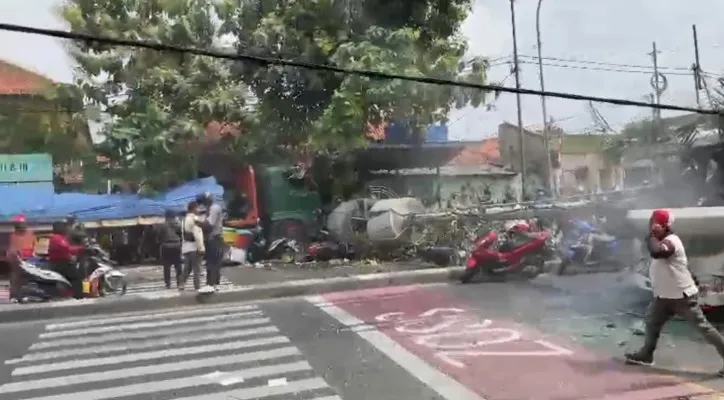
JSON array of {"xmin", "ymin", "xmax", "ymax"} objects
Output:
[{"xmin": 535, "ymin": 0, "xmax": 555, "ymax": 196}]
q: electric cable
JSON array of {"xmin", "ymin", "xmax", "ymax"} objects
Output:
[
  {"xmin": 0, "ymin": 22, "xmax": 721, "ymax": 116},
  {"xmin": 517, "ymin": 54, "xmax": 692, "ymax": 72},
  {"xmin": 517, "ymin": 60, "xmax": 694, "ymax": 76}
]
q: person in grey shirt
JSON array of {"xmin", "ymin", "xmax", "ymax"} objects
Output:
[{"xmin": 197, "ymin": 192, "xmax": 224, "ymax": 290}]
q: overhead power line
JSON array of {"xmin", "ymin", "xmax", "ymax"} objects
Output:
[
  {"xmin": 496, "ymin": 54, "xmax": 723, "ymax": 77},
  {"xmin": 0, "ymin": 22, "xmax": 721, "ymax": 116},
  {"xmin": 517, "ymin": 60, "xmax": 694, "ymax": 76},
  {"xmin": 517, "ymin": 54, "xmax": 693, "ymax": 72}
]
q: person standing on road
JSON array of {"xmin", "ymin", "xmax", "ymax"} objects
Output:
[
  {"xmin": 180, "ymin": 201, "xmax": 205, "ymax": 291},
  {"xmin": 7, "ymin": 215, "xmax": 36, "ymax": 300},
  {"xmin": 158, "ymin": 209, "xmax": 182, "ymax": 289},
  {"xmin": 197, "ymin": 192, "xmax": 224, "ymax": 291},
  {"xmin": 625, "ymin": 209, "xmax": 724, "ymax": 376}
]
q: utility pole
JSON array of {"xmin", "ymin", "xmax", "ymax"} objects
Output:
[
  {"xmin": 649, "ymin": 42, "xmax": 662, "ymax": 122},
  {"xmin": 535, "ymin": 0, "xmax": 554, "ymax": 196},
  {"xmin": 692, "ymin": 24, "xmax": 702, "ymax": 108},
  {"xmin": 510, "ymin": 0, "xmax": 526, "ymax": 193}
]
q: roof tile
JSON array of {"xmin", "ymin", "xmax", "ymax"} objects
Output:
[
  {"xmin": 447, "ymin": 138, "xmax": 500, "ymax": 166},
  {"xmin": 0, "ymin": 59, "xmax": 54, "ymax": 95}
]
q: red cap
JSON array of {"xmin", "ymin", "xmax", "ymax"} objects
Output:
[
  {"xmin": 11, "ymin": 214, "xmax": 26, "ymax": 223},
  {"xmin": 651, "ymin": 209, "xmax": 673, "ymax": 228}
]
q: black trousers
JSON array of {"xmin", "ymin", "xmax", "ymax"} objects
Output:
[
  {"xmin": 160, "ymin": 244, "xmax": 182, "ymax": 287},
  {"xmin": 204, "ymin": 235, "xmax": 224, "ymax": 286},
  {"xmin": 52, "ymin": 261, "xmax": 83, "ymax": 299},
  {"xmin": 641, "ymin": 295, "xmax": 724, "ymax": 358}
]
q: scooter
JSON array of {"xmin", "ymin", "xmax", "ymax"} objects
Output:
[
  {"xmin": 460, "ymin": 229, "xmax": 556, "ymax": 283},
  {"xmin": 267, "ymin": 237, "xmax": 303, "ymax": 263},
  {"xmin": 557, "ymin": 219, "xmax": 622, "ymax": 275},
  {"xmin": 82, "ymin": 241, "xmax": 127, "ymax": 297},
  {"xmin": 306, "ymin": 230, "xmax": 355, "ymax": 262},
  {"xmin": 12, "ymin": 254, "xmax": 73, "ymax": 302}
]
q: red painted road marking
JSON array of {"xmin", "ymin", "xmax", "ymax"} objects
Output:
[{"xmin": 320, "ymin": 285, "xmax": 706, "ymax": 400}]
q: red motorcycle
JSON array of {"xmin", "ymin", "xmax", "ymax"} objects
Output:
[{"xmin": 459, "ymin": 227, "xmax": 555, "ymax": 283}]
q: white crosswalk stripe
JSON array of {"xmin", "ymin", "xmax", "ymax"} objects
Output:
[
  {"xmin": 125, "ymin": 268, "xmax": 235, "ymax": 296},
  {"xmin": 1, "ymin": 303, "xmax": 342, "ymax": 400}
]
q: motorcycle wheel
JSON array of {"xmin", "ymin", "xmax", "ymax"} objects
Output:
[
  {"xmin": 99, "ymin": 276, "xmax": 127, "ymax": 296},
  {"xmin": 459, "ymin": 268, "xmax": 477, "ymax": 283}
]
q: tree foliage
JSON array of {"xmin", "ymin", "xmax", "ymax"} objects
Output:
[
  {"xmin": 217, "ymin": 0, "xmax": 487, "ymax": 152},
  {"xmin": 60, "ymin": 0, "xmax": 486, "ymax": 189},
  {"xmin": 60, "ymin": 0, "xmax": 251, "ymax": 190},
  {"xmin": 0, "ymin": 85, "xmax": 90, "ymax": 164}
]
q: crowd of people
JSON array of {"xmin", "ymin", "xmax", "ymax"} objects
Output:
[
  {"xmin": 157, "ymin": 192, "xmax": 224, "ymax": 293},
  {"xmin": 5, "ymin": 191, "xmax": 226, "ymax": 300}
]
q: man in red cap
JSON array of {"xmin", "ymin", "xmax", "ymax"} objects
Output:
[{"xmin": 625, "ymin": 209, "xmax": 724, "ymax": 375}]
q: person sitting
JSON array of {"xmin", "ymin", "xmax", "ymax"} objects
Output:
[{"xmin": 48, "ymin": 221, "xmax": 84, "ymax": 298}]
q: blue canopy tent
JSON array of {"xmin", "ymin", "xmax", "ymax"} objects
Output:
[{"xmin": 0, "ymin": 177, "xmax": 225, "ymax": 225}]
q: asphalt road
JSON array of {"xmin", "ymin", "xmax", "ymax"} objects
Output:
[{"xmin": 1, "ymin": 271, "xmax": 724, "ymax": 400}]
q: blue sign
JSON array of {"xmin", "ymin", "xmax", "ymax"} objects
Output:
[{"xmin": 0, "ymin": 153, "xmax": 53, "ymax": 183}]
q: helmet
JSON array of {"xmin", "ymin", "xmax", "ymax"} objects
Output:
[
  {"xmin": 11, "ymin": 214, "xmax": 26, "ymax": 223},
  {"xmin": 651, "ymin": 209, "xmax": 673, "ymax": 228}
]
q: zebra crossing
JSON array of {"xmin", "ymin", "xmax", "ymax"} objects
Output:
[
  {"xmin": 1, "ymin": 303, "xmax": 343, "ymax": 400},
  {"xmin": 124, "ymin": 267, "xmax": 235, "ymax": 296}
]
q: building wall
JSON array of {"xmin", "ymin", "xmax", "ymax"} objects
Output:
[
  {"xmin": 498, "ymin": 123, "xmax": 551, "ymax": 196},
  {"xmin": 559, "ymin": 152, "xmax": 624, "ymax": 193},
  {"xmin": 498, "ymin": 123, "xmax": 548, "ymax": 175}
]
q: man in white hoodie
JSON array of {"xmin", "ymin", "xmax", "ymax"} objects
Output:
[{"xmin": 180, "ymin": 201, "xmax": 205, "ymax": 291}]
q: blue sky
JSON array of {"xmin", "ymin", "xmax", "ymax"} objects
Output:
[{"xmin": 2, "ymin": 0, "xmax": 723, "ymax": 140}]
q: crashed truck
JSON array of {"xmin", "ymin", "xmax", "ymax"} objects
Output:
[{"xmin": 626, "ymin": 131, "xmax": 724, "ymax": 309}]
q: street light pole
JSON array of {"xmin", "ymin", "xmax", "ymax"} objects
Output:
[
  {"xmin": 535, "ymin": 0, "xmax": 554, "ymax": 196},
  {"xmin": 510, "ymin": 0, "xmax": 526, "ymax": 194}
]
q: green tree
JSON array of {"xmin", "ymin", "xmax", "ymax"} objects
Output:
[
  {"xmin": 217, "ymin": 0, "xmax": 487, "ymax": 151},
  {"xmin": 60, "ymin": 0, "xmax": 252, "ymax": 190},
  {"xmin": 0, "ymin": 84, "xmax": 90, "ymax": 164}
]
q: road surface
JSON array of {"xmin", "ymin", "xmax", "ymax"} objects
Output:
[{"xmin": 0, "ymin": 272, "xmax": 723, "ymax": 399}]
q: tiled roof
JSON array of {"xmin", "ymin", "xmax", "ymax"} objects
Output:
[
  {"xmin": 447, "ymin": 138, "xmax": 501, "ymax": 165},
  {"xmin": 0, "ymin": 59, "xmax": 54, "ymax": 95}
]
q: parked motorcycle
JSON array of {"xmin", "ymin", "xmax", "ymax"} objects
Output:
[
  {"xmin": 306, "ymin": 230, "xmax": 355, "ymax": 262},
  {"xmin": 267, "ymin": 237, "xmax": 304, "ymax": 263},
  {"xmin": 459, "ymin": 229, "xmax": 556, "ymax": 283},
  {"xmin": 557, "ymin": 219, "xmax": 622, "ymax": 275}
]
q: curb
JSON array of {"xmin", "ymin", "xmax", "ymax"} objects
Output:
[{"xmin": 0, "ymin": 267, "xmax": 465, "ymax": 323}]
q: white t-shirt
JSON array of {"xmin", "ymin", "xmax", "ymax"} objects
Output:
[
  {"xmin": 181, "ymin": 214, "xmax": 205, "ymax": 254},
  {"xmin": 649, "ymin": 233, "xmax": 698, "ymax": 299}
]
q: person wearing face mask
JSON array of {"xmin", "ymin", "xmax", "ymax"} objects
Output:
[{"xmin": 625, "ymin": 209, "xmax": 724, "ymax": 376}]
